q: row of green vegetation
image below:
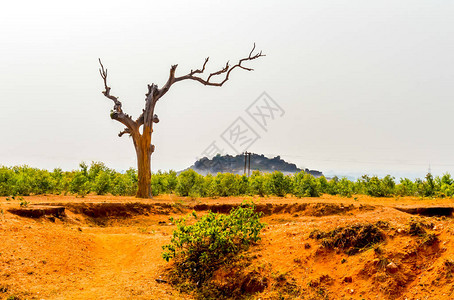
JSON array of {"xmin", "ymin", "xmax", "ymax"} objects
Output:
[{"xmin": 1, "ymin": 162, "xmax": 453, "ymax": 198}]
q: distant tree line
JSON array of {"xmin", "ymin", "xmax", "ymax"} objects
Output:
[{"xmin": 0, "ymin": 162, "xmax": 453, "ymax": 198}]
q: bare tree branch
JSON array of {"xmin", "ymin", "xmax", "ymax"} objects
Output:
[
  {"xmin": 189, "ymin": 57, "xmax": 209, "ymax": 75},
  {"xmin": 157, "ymin": 64, "xmax": 178, "ymax": 98},
  {"xmin": 118, "ymin": 128, "xmax": 131, "ymax": 137},
  {"xmin": 99, "ymin": 59, "xmax": 138, "ymax": 131},
  {"xmin": 173, "ymin": 43, "xmax": 265, "ymax": 87},
  {"xmin": 99, "ymin": 59, "xmax": 123, "ymax": 112},
  {"xmin": 136, "ymin": 110, "xmax": 145, "ymax": 126},
  {"xmin": 110, "ymin": 111, "xmax": 137, "ymax": 132}
]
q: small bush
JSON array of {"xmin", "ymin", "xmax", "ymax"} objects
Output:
[
  {"xmin": 396, "ymin": 178, "xmax": 417, "ymax": 196},
  {"xmin": 0, "ymin": 167, "xmax": 15, "ymax": 196},
  {"xmin": 337, "ymin": 177, "xmax": 354, "ymax": 197},
  {"xmin": 69, "ymin": 171, "xmax": 90, "ymax": 197},
  {"xmin": 111, "ymin": 169, "xmax": 137, "ymax": 196},
  {"xmin": 267, "ymin": 171, "xmax": 292, "ymax": 197},
  {"xmin": 293, "ymin": 171, "xmax": 321, "ymax": 197},
  {"xmin": 249, "ymin": 171, "xmax": 269, "ymax": 197},
  {"xmin": 317, "ymin": 176, "xmax": 329, "ymax": 194},
  {"xmin": 176, "ymin": 169, "xmax": 204, "ymax": 197},
  {"xmin": 213, "ymin": 173, "xmax": 239, "ymax": 196},
  {"xmin": 359, "ymin": 175, "xmax": 395, "ymax": 197},
  {"xmin": 162, "ymin": 203, "xmax": 265, "ymax": 282},
  {"xmin": 92, "ymin": 171, "xmax": 112, "ymax": 195}
]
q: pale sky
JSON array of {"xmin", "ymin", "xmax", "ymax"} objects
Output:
[{"xmin": 1, "ymin": 0, "xmax": 453, "ymax": 179}]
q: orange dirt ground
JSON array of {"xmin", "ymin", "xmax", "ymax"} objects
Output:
[{"xmin": 1, "ymin": 194, "xmax": 454, "ymax": 299}]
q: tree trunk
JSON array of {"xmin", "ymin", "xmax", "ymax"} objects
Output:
[{"xmin": 135, "ymin": 136, "xmax": 153, "ymax": 198}]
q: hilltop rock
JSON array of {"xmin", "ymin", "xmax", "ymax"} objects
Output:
[{"xmin": 184, "ymin": 153, "xmax": 323, "ymax": 177}]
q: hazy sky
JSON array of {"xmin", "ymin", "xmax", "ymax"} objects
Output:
[{"xmin": 1, "ymin": 0, "xmax": 453, "ymax": 179}]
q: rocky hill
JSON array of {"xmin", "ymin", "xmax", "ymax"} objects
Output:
[{"xmin": 186, "ymin": 153, "xmax": 323, "ymax": 177}]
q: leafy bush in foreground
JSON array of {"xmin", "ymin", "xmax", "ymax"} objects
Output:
[{"xmin": 162, "ymin": 204, "xmax": 265, "ymax": 282}]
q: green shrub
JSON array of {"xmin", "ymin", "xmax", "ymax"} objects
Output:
[
  {"xmin": 111, "ymin": 168, "xmax": 137, "ymax": 196},
  {"xmin": 11, "ymin": 166, "xmax": 34, "ymax": 196},
  {"xmin": 150, "ymin": 171, "xmax": 165, "ymax": 196},
  {"xmin": 359, "ymin": 175, "xmax": 395, "ymax": 197},
  {"xmin": 414, "ymin": 173, "xmax": 439, "ymax": 197},
  {"xmin": 202, "ymin": 174, "xmax": 216, "ymax": 197},
  {"xmin": 267, "ymin": 171, "xmax": 292, "ymax": 197},
  {"xmin": 337, "ymin": 177, "xmax": 354, "ymax": 197},
  {"xmin": 249, "ymin": 171, "xmax": 269, "ymax": 196},
  {"xmin": 439, "ymin": 183, "xmax": 454, "ymax": 198},
  {"xmin": 213, "ymin": 173, "xmax": 240, "ymax": 197},
  {"xmin": 293, "ymin": 171, "xmax": 320, "ymax": 197},
  {"xmin": 317, "ymin": 176, "xmax": 329, "ymax": 194},
  {"xmin": 162, "ymin": 203, "xmax": 265, "ymax": 282},
  {"xmin": 111, "ymin": 173, "xmax": 132, "ymax": 196},
  {"xmin": 1, "ymin": 161, "xmax": 454, "ymax": 200},
  {"xmin": 396, "ymin": 178, "xmax": 417, "ymax": 196},
  {"xmin": 436, "ymin": 173, "xmax": 454, "ymax": 197},
  {"xmin": 150, "ymin": 170, "xmax": 178, "ymax": 196},
  {"xmin": 70, "ymin": 171, "xmax": 90, "ymax": 197},
  {"xmin": 165, "ymin": 170, "xmax": 178, "ymax": 193},
  {"xmin": 176, "ymin": 169, "xmax": 204, "ymax": 197},
  {"xmin": 0, "ymin": 167, "xmax": 15, "ymax": 196},
  {"xmin": 50, "ymin": 168, "xmax": 67, "ymax": 194},
  {"xmin": 92, "ymin": 170, "xmax": 112, "ymax": 195},
  {"xmin": 326, "ymin": 176, "xmax": 339, "ymax": 195},
  {"xmin": 237, "ymin": 174, "xmax": 250, "ymax": 195}
]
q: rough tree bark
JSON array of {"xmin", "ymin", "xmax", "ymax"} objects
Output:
[{"xmin": 99, "ymin": 44, "xmax": 264, "ymax": 198}]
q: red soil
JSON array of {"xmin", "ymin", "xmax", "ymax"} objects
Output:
[{"xmin": 1, "ymin": 194, "xmax": 454, "ymax": 299}]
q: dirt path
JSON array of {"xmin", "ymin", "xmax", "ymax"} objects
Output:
[
  {"xmin": 55, "ymin": 231, "xmax": 188, "ymax": 300},
  {"xmin": 0, "ymin": 208, "xmax": 189, "ymax": 300}
]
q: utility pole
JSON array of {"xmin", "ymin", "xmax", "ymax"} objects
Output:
[
  {"xmin": 248, "ymin": 152, "xmax": 251, "ymax": 177},
  {"xmin": 244, "ymin": 152, "xmax": 248, "ymax": 175},
  {"xmin": 243, "ymin": 151, "xmax": 252, "ymax": 177}
]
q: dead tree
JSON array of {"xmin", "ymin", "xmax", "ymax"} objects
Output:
[{"xmin": 99, "ymin": 44, "xmax": 264, "ymax": 198}]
